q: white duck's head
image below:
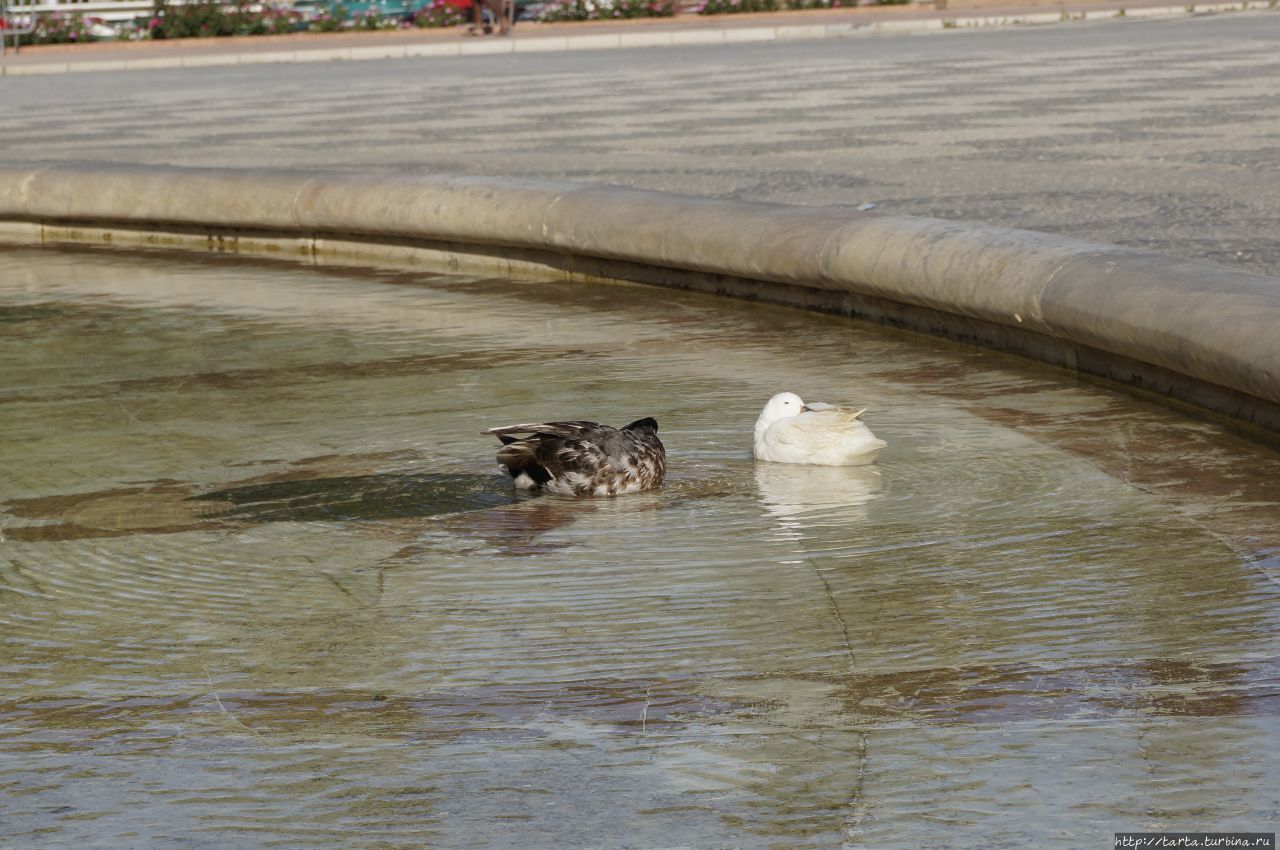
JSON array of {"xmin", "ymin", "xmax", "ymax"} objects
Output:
[{"xmin": 755, "ymin": 392, "xmax": 806, "ymax": 439}]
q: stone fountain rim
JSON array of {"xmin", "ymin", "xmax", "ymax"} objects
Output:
[{"xmin": 1, "ymin": 162, "xmax": 1278, "ymax": 436}]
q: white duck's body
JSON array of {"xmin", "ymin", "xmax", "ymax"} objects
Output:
[{"xmin": 754, "ymin": 392, "xmax": 886, "ymax": 466}]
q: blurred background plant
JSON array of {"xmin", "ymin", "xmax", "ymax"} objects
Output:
[
  {"xmin": 698, "ymin": 0, "xmax": 900, "ymax": 11},
  {"xmin": 148, "ymin": 0, "xmax": 302, "ymax": 36},
  {"xmin": 412, "ymin": 0, "xmax": 470, "ymax": 27},
  {"xmin": 11, "ymin": 10, "xmax": 100, "ymax": 44},
  {"xmin": 306, "ymin": 3, "xmax": 349, "ymax": 29},
  {"xmin": 14, "ymin": 0, "xmax": 897, "ymax": 46},
  {"xmin": 538, "ymin": 0, "xmax": 673, "ymax": 20},
  {"xmin": 352, "ymin": 7, "xmax": 401, "ymax": 27}
]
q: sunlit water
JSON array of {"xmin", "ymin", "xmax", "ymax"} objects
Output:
[{"xmin": 1, "ymin": 246, "xmax": 1278, "ymax": 848}]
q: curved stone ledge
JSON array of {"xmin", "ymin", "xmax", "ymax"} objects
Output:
[{"xmin": 2, "ymin": 163, "xmax": 1279, "ymax": 435}]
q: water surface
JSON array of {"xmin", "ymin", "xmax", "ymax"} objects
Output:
[{"xmin": 2, "ymin": 246, "xmax": 1278, "ymax": 848}]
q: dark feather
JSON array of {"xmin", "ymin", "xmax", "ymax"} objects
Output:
[
  {"xmin": 624, "ymin": 417, "xmax": 659, "ymax": 433},
  {"xmin": 484, "ymin": 417, "xmax": 666, "ymax": 497}
]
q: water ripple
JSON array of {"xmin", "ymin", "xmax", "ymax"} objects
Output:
[{"xmin": 2, "ymin": 248, "xmax": 1278, "ymax": 848}]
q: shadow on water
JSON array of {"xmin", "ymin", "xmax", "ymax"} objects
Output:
[
  {"xmin": 3, "ymin": 658, "xmax": 1276, "ymax": 757},
  {"xmin": 0, "ymin": 304, "xmax": 63, "ymax": 324},
  {"xmin": 775, "ymin": 656, "xmax": 1280, "ymax": 722},
  {"xmin": 0, "ymin": 676, "xmax": 744, "ymax": 750},
  {"xmin": 3, "ymin": 446, "xmax": 750, "ymax": 550},
  {"xmin": 2, "ymin": 464, "xmax": 517, "ymax": 542},
  {"xmin": 189, "ymin": 472, "xmax": 512, "ymax": 524}
]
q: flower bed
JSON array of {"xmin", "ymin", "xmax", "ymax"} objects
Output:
[
  {"xmin": 697, "ymin": 0, "xmax": 903, "ymax": 11},
  {"xmin": 147, "ymin": 0, "xmax": 300, "ymax": 37},
  {"xmin": 12, "ymin": 0, "xmax": 472, "ymax": 44},
  {"xmin": 538, "ymin": 0, "xmax": 676, "ymax": 21},
  {"xmin": 9, "ymin": 12, "xmax": 100, "ymax": 45},
  {"xmin": 412, "ymin": 0, "xmax": 470, "ymax": 27},
  {"xmin": 8, "ymin": 0, "xmax": 907, "ymax": 45}
]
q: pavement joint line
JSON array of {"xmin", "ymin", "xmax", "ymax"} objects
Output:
[
  {"xmin": 405, "ymin": 41, "xmax": 464, "ymax": 55},
  {"xmin": 567, "ymin": 32, "xmax": 625, "ymax": 48},
  {"xmin": 514, "ymin": 36, "xmax": 571, "ymax": 52},
  {"xmin": 723, "ymin": 25, "xmax": 778, "ymax": 40},
  {"xmin": 617, "ymin": 30, "xmax": 676, "ymax": 47},
  {"xmin": 0, "ymin": 1, "xmax": 1273, "ymax": 75},
  {"xmin": 179, "ymin": 53, "xmax": 240, "ymax": 67},
  {"xmin": 236, "ymin": 49, "xmax": 302, "ymax": 64},
  {"xmin": 672, "ymin": 29, "xmax": 725, "ymax": 43},
  {"xmin": 458, "ymin": 38, "xmax": 516, "ymax": 54}
]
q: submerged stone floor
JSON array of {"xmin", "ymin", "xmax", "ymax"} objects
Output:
[{"xmin": 2, "ymin": 250, "xmax": 1278, "ymax": 847}]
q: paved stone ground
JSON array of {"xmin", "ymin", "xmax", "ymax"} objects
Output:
[{"xmin": 4, "ymin": 11, "xmax": 1280, "ymax": 275}]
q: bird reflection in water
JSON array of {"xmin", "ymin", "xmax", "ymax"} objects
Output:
[{"xmin": 754, "ymin": 463, "xmax": 883, "ymax": 542}]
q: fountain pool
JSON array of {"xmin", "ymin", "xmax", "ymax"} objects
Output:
[{"xmin": 2, "ymin": 245, "xmax": 1278, "ymax": 848}]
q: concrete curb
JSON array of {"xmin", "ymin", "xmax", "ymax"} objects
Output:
[
  {"xmin": 1, "ymin": 1, "xmax": 1274, "ymax": 76},
  {"xmin": 2, "ymin": 163, "xmax": 1279, "ymax": 434}
]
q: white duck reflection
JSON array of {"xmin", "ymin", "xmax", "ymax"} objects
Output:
[{"xmin": 754, "ymin": 462, "xmax": 883, "ymax": 539}]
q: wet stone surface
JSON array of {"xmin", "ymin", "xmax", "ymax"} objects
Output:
[{"xmin": 1, "ymin": 246, "xmax": 1279, "ymax": 848}]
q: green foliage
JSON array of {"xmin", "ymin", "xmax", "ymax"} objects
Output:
[
  {"xmin": 309, "ymin": 4, "xmax": 349, "ymax": 29},
  {"xmin": 539, "ymin": 0, "xmax": 674, "ymax": 21},
  {"xmin": 266, "ymin": 8, "xmax": 304, "ymax": 31},
  {"xmin": 698, "ymin": 0, "xmax": 854, "ymax": 14},
  {"xmin": 13, "ymin": 11, "xmax": 98, "ymax": 45},
  {"xmin": 539, "ymin": 0, "xmax": 593, "ymax": 20},
  {"xmin": 613, "ymin": 0, "xmax": 676, "ymax": 17},
  {"xmin": 695, "ymin": 0, "xmax": 905, "ymax": 12},
  {"xmin": 352, "ymin": 7, "xmax": 402, "ymax": 28},
  {"xmin": 412, "ymin": 0, "xmax": 469, "ymax": 26},
  {"xmin": 149, "ymin": 0, "xmax": 300, "ymax": 37},
  {"xmin": 151, "ymin": 0, "xmax": 232, "ymax": 37}
]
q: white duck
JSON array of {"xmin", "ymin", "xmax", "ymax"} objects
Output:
[{"xmin": 753, "ymin": 392, "xmax": 886, "ymax": 466}]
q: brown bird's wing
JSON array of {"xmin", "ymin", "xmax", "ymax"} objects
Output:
[
  {"xmin": 484, "ymin": 420, "xmax": 601, "ymax": 440},
  {"xmin": 486, "ymin": 421, "xmax": 613, "ymax": 492}
]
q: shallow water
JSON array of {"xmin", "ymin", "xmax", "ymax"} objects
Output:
[{"xmin": 1, "ymin": 245, "xmax": 1278, "ymax": 848}]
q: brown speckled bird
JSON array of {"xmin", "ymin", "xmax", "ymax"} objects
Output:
[{"xmin": 484, "ymin": 417, "xmax": 666, "ymax": 497}]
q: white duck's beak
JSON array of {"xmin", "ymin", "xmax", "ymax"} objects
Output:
[{"xmin": 800, "ymin": 405, "xmax": 815, "ymax": 413}]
